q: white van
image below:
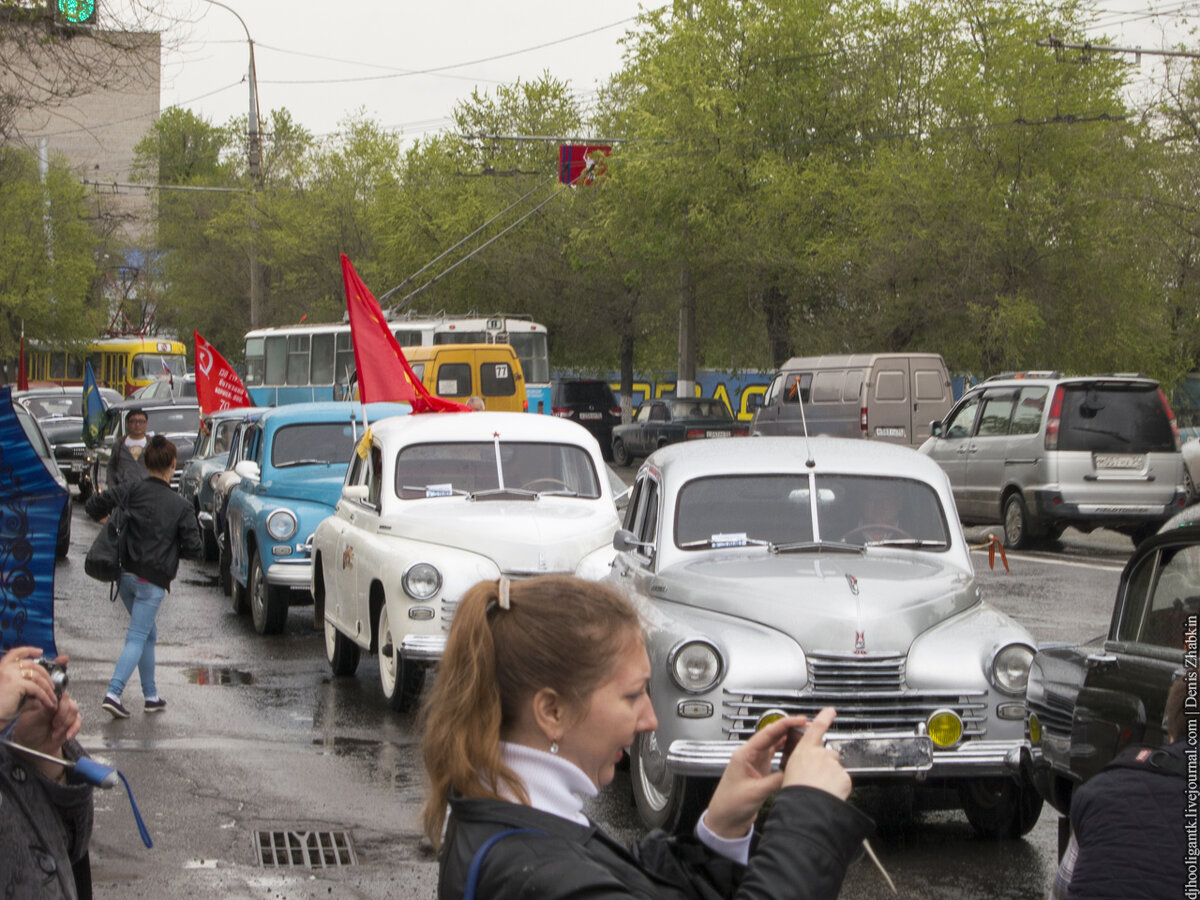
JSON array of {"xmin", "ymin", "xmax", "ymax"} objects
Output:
[{"xmin": 749, "ymin": 353, "xmax": 954, "ymax": 448}]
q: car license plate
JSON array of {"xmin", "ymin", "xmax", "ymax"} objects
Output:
[
  {"xmin": 579, "ymin": 412, "xmax": 602, "ymax": 420},
  {"xmin": 1094, "ymin": 453, "xmax": 1144, "ymax": 470},
  {"xmin": 706, "ymin": 430, "xmax": 731, "ymax": 438},
  {"xmin": 826, "ymin": 734, "xmax": 933, "ymax": 774}
]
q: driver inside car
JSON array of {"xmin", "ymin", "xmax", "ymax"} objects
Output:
[{"xmin": 843, "ymin": 487, "xmax": 906, "ymax": 543}]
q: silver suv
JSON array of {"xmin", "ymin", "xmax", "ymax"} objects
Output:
[{"xmin": 919, "ymin": 373, "xmax": 1186, "ymax": 548}]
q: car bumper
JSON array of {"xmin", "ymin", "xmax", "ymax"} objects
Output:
[
  {"xmin": 1032, "ymin": 489, "xmax": 1186, "ymax": 525},
  {"xmin": 266, "ymin": 558, "xmax": 313, "ymax": 590},
  {"xmin": 665, "ymin": 737, "xmax": 1029, "ymax": 779},
  {"xmin": 400, "ymin": 634, "xmax": 446, "ymax": 663}
]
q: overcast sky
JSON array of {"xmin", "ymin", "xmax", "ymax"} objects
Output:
[{"xmin": 151, "ymin": 1, "xmax": 1196, "ymax": 143}]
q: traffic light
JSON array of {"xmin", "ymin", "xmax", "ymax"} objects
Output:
[{"xmin": 55, "ymin": 0, "xmax": 96, "ymax": 25}]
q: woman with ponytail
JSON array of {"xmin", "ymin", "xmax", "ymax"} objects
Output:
[{"xmin": 422, "ymin": 575, "xmax": 873, "ymax": 899}]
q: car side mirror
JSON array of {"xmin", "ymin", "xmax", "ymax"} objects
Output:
[
  {"xmin": 342, "ymin": 484, "xmax": 370, "ymax": 501},
  {"xmin": 929, "ymin": 420, "xmax": 943, "ymax": 438},
  {"xmin": 234, "ymin": 460, "xmax": 260, "ymax": 482},
  {"xmin": 613, "ymin": 528, "xmax": 653, "ymax": 553}
]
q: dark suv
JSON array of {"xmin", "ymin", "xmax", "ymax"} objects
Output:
[{"xmin": 550, "ymin": 379, "xmax": 621, "ymax": 460}]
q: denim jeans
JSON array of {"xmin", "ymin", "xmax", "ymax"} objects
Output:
[{"xmin": 108, "ymin": 573, "xmax": 165, "ymax": 699}]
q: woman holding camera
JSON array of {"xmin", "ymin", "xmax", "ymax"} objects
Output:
[
  {"xmin": 422, "ymin": 576, "xmax": 872, "ymax": 899},
  {"xmin": 0, "ymin": 645, "xmax": 93, "ymax": 899}
]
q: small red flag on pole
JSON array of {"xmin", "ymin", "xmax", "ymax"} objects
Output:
[
  {"xmin": 340, "ymin": 255, "xmax": 468, "ymax": 414},
  {"xmin": 17, "ymin": 335, "xmax": 29, "ymax": 391},
  {"xmin": 194, "ymin": 331, "xmax": 252, "ymax": 415}
]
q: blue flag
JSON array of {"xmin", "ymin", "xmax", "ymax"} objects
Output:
[{"xmin": 82, "ymin": 361, "xmax": 107, "ymax": 448}]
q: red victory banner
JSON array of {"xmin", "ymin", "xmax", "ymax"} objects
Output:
[
  {"xmin": 194, "ymin": 331, "xmax": 252, "ymax": 414},
  {"xmin": 340, "ymin": 255, "xmax": 468, "ymax": 414},
  {"xmin": 558, "ymin": 144, "xmax": 612, "ymax": 185}
]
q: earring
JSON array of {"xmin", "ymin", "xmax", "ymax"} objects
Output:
[{"xmin": 550, "ymin": 741, "xmax": 559, "ymax": 755}]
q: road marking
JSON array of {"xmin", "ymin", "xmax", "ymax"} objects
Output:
[{"xmin": 970, "ymin": 549, "xmax": 1124, "ymax": 573}]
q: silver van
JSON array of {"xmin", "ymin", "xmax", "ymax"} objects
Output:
[
  {"xmin": 749, "ymin": 353, "xmax": 954, "ymax": 448},
  {"xmin": 919, "ymin": 373, "xmax": 1187, "ymax": 548}
]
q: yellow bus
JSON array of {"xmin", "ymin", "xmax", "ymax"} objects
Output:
[{"xmin": 24, "ymin": 336, "xmax": 188, "ymax": 397}]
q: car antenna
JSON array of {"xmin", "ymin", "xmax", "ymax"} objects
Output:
[{"xmin": 796, "ymin": 385, "xmax": 816, "ymax": 468}]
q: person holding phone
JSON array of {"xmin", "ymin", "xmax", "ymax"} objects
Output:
[{"xmin": 422, "ymin": 575, "xmax": 873, "ymax": 899}]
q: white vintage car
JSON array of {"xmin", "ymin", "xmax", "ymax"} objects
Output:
[
  {"xmin": 610, "ymin": 437, "xmax": 1043, "ymax": 838},
  {"xmin": 312, "ymin": 411, "xmax": 622, "ymax": 710}
]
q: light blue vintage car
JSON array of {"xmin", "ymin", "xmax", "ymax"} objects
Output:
[{"xmin": 226, "ymin": 401, "xmax": 409, "ymax": 634}]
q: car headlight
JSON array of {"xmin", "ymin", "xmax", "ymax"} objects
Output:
[
  {"xmin": 669, "ymin": 640, "xmax": 724, "ymax": 693},
  {"xmin": 990, "ymin": 643, "xmax": 1035, "ymax": 695},
  {"xmin": 266, "ymin": 509, "xmax": 298, "ymax": 541},
  {"xmin": 403, "ymin": 562, "xmax": 442, "ymax": 600}
]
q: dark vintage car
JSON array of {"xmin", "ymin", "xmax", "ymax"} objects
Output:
[
  {"xmin": 611, "ymin": 398, "xmax": 748, "ymax": 467},
  {"xmin": 14, "ymin": 385, "xmax": 122, "ymax": 494},
  {"xmin": 179, "ymin": 406, "xmax": 264, "ymax": 561},
  {"xmin": 89, "ymin": 399, "xmax": 201, "ymax": 492},
  {"xmin": 1025, "ymin": 523, "xmax": 1193, "ymax": 817}
]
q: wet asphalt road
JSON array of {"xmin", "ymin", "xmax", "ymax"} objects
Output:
[{"xmin": 49, "ymin": 498, "xmax": 1129, "ymax": 898}]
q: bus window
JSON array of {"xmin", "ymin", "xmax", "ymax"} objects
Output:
[
  {"xmin": 264, "ymin": 335, "xmax": 287, "ymax": 386},
  {"xmin": 507, "ymin": 332, "xmax": 548, "ymax": 384},
  {"xmin": 393, "ymin": 329, "xmax": 424, "ymax": 346},
  {"xmin": 310, "ymin": 332, "xmax": 335, "ymax": 386},
  {"xmin": 286, "ymin": 334, "xmax": 309, "ymax": 385},
  {"xmin": 335, "ymin": 332, "xmax": 355, "ymax": 386},
  {"xmin": 49, "ymin": 352, "xmax": 67, "ymax": 379},
  {"xmin": 244, "ymin": 337, "xmax": 264, "ymax": 386},
  {"xmin": 434, "ymin": 330, "xmax": 486, "ymax": 345}
]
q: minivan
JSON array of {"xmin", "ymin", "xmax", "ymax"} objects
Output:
[
  {"xmin": 919, "ymin": 373, "xmax": 1187, "ymax": 548},
  {"xmin": 750, "ymin": 353, "xmax": 954, "ymax": 448},
  {"xmin": 403, "ymin": 344, "xmax": 527, "ymax": 412}
]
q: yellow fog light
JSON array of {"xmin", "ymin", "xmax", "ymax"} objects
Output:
[
  {"xmin": 926, "ymin": 709, "xmax": 963, "ymax": 748},
  {"xmin": 755, "ymin": 708, "xmax": 788, "ymax": 732},
  {"xmin": 1029, "ymin": 713, "xmax": 1042, "ymax": 745}
]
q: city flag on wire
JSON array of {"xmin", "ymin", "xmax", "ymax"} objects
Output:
[
  {"xmin": 194, "ymin": 331, "xmax": 252, "ymax": 415},
  {"xmin": 82, "ymin": 361, "xmax": 107, "ymax": 448},
  {"xmin": 340, "ymin": 255, "xmax": 468, "ymax": 413}
]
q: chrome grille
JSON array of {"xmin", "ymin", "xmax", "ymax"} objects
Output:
[{"xmin": 722, "ymin": 652, "xmax": 987, "ymax": 738}]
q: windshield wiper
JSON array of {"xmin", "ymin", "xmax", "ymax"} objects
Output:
[
  {"xmin": 863, "ymin": 538, "xmax": 948, "ymax": 549},
  {"xmin": 276, "ymin": 458, "xmax": 334, "ymax": 467},
  {"xmin": 470, "ymin": 487, "xmax": 538, "ymax": 501},
  {"xmin": 772, "ymin": 540, "xmax": 865, "ymax": 555},
  {"xmin": 536, "ymin": 488, "xmax": 580, "ymax": 497}
]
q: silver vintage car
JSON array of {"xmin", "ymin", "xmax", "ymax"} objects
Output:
[{"xmin": 609, "ymin": 437, "xmax": 1042, "ymax": 838}]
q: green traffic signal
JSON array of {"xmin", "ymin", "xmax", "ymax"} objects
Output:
[{"xmin": 57, "ymin": 0, "xmax": 96, "ymax": 24}]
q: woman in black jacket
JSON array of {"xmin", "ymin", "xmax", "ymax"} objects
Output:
[
  {"xmin": 86, "ymin": 435, "xmax": 203, "ymax": 720},
  {"xmin": 422, "ymin": 576, "xmax": 873, "ymax": 900}
]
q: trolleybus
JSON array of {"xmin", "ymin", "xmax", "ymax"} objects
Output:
[{"xmin": 22, "ymin": 336, "xmax": 188, "ymax": 397}]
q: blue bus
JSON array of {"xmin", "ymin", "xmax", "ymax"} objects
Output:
[{"xmin": 243, "ymin": 312, "xmax": 551, "ymax": 411}]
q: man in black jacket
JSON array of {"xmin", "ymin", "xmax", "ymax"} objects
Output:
[
  {"xmin": 108, "ymin": 407, "xmax": 150, "ymax": 489},
  {"xmin": 86, "ymin": 435, "xmax": 203, "ymax": 719}
]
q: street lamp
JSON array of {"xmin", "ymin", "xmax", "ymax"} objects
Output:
[{"xmin": 200, "ymin": 0, "xmax": 264, "ymax": 326}]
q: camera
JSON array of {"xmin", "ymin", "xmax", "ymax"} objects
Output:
[{"xmin": 35, "ymin": 658, "xmax": 69, "ymax": 698}]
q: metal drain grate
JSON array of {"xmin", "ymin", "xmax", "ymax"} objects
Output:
[{"xmin": 255, "ymin": 830, "xmax": 358, "ymax": 868}]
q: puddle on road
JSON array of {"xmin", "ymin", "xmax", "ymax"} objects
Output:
[
  {"xmin": 182, "ymin": 575, "xmax": 220, "ymax": 588},
  {"xmin": 185, "ymin": 664, "xmax": 254, "ymax": 686},
  {"xmin": 312, "ymin": 736, "xmax": 420, "ymax": 796}
]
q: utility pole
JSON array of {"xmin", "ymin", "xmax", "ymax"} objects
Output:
[{"xmin": 202, "ymin": 0, "xmax": 264, "ymax": 327}]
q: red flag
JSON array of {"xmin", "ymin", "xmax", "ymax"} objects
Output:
[
  {"xmin": 194, "ymin": 330, "xmax": 252, "ymax": 415},
  {"xmin": 340, "ymin": 255, "xmax": 468, "ymax": 413},
  {"xmin": 17, "ymin": 336, "xmax": 28, "ymax": 391},
  {"xmin": 558, "ymin": 144, "xmax": 611, "ymax": 185}
]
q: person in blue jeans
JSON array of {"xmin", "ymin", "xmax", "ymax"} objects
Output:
[{"xmin": 86, "ymin": 435, "xmax": 203, "ymax": 719}]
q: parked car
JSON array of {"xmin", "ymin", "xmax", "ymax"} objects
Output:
[
  {"xmin": 919, "ymin": 373, "xmax": 1187, "ymax": 549},
  {"xmin": 611, "ymin": 398, "xmax": 747, "ymax": 467},
  {"xmin": 749, "ymin": 352, "xmax": 954, "ymax": 447},
  {"xmin": 550, "ymin": 378, "xmax": 621, "ymax": 460},
  {"xmin": 88, "ymin": 399, "xmax": 200, "ymax": 492},
  {"xmin": 179, "ymin": 406, "xmax": 264, "ymax": 560},
  {"xmin": 1025, "ymin": 523, "xmax": 1194, "ymax": 817},
  {"xmin": 129, "ymin": 372, "xmax": 197, "ymax": 401},
  {"xmin": 609, "ymin": 437, "xmax": 1042, "ymax": 838},
  {"xmin": 312, "ymin": 411, "xmax": 621, "ymax": 711},
  {"xmin": 12, "ymin": 401, "xmax": 71, "ymax": 557},
  {"xmin": 209, "ymin": 410, "xmax": 268, "ymax": 597},
  {"xmin": 14, "ymin": 385, "xmax": 122, "ymax": 495},
  {"xmin": 226, "ymin": 401, "xmax": 410, "ymax": 635}
]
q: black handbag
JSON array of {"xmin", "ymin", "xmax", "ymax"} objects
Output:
[{"xmin": 84, "ymin": 506, "xmax": 128, "ymax": 592}]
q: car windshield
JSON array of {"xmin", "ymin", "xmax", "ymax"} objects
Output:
[
  {"xmin": 668, "ymin": 399, "xmax": 731, "ymax": 421},
  {"xmin": 271, "ymin": 422, "xmax": 358, "ymax": 467},
  {"xmin": 146, "ymin": 407, "xmax": 200, "ymax": 436},
  {"xmin": 395, "ymin": 441, "xmax": 600, "ymax": 499},
  {"xmin": 23, "ymin": 396, "xmax": 82, "ymax": 418},
  {"xmin": 675, "ymin": 474, "xmax": 949, "ymax": 550},
  {"xmin": 1058, "ymin": 384, "xmax": 1174, "ymax": 453}
]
